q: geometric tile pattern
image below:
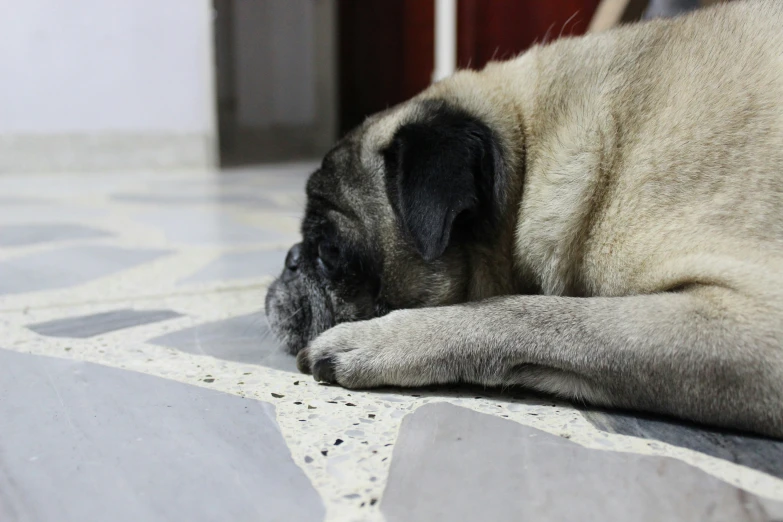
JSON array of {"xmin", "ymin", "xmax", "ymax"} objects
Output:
[
  {"xmin": 1, "ymin": 165, "xmax": 781, "ymax": 520},
  {"xmin": 0, "ymin": 349, "xmax": 325, "ymax": 522}
]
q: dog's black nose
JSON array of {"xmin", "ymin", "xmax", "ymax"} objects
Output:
[{"xmin": 285, "ymin": 243, "xmax": 302, "ymax": 271}]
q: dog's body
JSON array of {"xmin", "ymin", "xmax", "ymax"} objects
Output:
[{"xmin": 266, "ymin": 0, "xmax": 783, "ymax": 437}]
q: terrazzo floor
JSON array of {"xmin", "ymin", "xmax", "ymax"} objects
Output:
[{"xmin": 1, "ymin": 164, "xmax": 782, "ymax": 522}]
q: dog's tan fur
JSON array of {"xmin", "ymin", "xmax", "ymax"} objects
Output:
[
  {"xmin": 276, "ymin": 0, "xmax": 783, "ymax": 437},
  {"xmin": 415, "ymin": 0, "xmax": 783, "ymax": 301}
]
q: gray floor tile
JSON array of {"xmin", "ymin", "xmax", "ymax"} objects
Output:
[
  {"xmin": 28, "ymin": 309, "xmax": 183, "ymax": 339},
  {"xmin": 147, "ymin": 312, "xmax": 296, "ymax": 372},
  {"xmin": 178, "ymin": 249, "xmax": 287, "ymax": 285},
  {"xmin": 112, "ymin": 193, "xmax": 282, "ymax": 209},
  {"xmin": 217, "ymin": 164, "xmax": 315, "ymax": 186},
  {"xmin": 0, "ymin": 245, "xmax": 171, "ymax": 295},
  {"xmin": 381, "ymin": 403, "xmax": 782, "ymax": 522},
  {"xmin": 582, "ymin": 410, "xmax": 783, "ymax": 479},
  {"xmin": 132, "ymin": 208, "xmax": 295, "ymax": 245},
  {"xmin": 0, "ymin": 197, "xmax": 52, "ymax": 205},
  {"xmin": 0, "ymin": 348, "xmax": 324, "ymax": 522},
  {"xmin": 0, "ymin": 205, "xmax": 107, "ymax": 224},
  {"xmin": 0, "ymin": 223, "xmax": 113, "ymax": 246}
]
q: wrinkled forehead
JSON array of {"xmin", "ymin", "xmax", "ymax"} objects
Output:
[
  {"xmin": 360, "ymin": 101, "xmax": 425, "ymax": 158},
  {"xmin": 312, "ymin": 99, "xmax": 426, "ymax": 186},
  {"xmin": 303, "ymin": 101, "xmax": 428, "ymax": 238},
  {"xmin": 302, "ymin": 133, "xmax": 383, "ymax": 243},
  {"xmin": 306, "ymin": 132, "xmax": 374, "ymax": 209}
]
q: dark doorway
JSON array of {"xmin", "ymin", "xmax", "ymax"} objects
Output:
[
  {"xmin": 338, "ymin": 1, "xmax": 601, "ymax": 136},
  {"xmin": 338, "ymin": 1, "xmax": 434, "ymax": 137}
]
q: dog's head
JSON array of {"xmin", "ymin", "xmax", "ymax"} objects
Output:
[{"xmin": 265, "ymin": 99, "xmax": 514, "ymax": 354}]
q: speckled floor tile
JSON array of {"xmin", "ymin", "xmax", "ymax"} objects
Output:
[{"xmin": 1, "ymin": 165, "xmax": 782, "ymax": 522}]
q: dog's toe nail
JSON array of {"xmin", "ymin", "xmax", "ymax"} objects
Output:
[
  {"xmin": 296, "ymin": 348, "xmax": 312, "ymax": 374},
  {"xmin": 313, "ymin": 357, "xmax": 337, "ymax": 384}
]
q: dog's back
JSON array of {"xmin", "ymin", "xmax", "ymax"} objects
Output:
[
  {"xmin": 593, "ymin": 0, "xmax": 783, "ymax": 297},
  {"xmin": 490, "ymin": 0, "xmax": 783, "ymax": 301}
]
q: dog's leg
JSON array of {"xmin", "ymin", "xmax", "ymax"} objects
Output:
[{"xmin": 298, "ymin": 285, "xmax": 783, "ymax": 437}]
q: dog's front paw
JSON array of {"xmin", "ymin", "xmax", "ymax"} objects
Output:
[
  {"xmin": 295, "ymin": 310, "xmax": 444, "ymax": 389},
  {"xmin": 296, "ymin": 319, "xmax": 384, "ymax": 387}
]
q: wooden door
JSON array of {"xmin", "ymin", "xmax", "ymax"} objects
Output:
[{"xmin": 338, "ymin": 1, "xmax": 600, "ymax": 135}]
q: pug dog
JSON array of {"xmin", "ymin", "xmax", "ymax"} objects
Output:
[{"xmin": 265, "ymin": 0, "xmax": 783, "ymax": 438}]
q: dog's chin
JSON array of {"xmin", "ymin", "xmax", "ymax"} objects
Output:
[
  {"xmin": 265, "ymin": 280, "xmax": 309, "ymax": 355},
  {"xmin": 264, "ymin": 277, "xmax": 337, "ymax": 355}
]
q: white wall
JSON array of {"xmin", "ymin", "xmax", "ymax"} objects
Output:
[{"xmin": 0, "ymin": 0, "xmax": 217, "ymax": 171}]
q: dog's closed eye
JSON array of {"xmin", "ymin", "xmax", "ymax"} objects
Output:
[{"xmin": 317, "ymin": 241, "xmax": 340, "ymax": 274}]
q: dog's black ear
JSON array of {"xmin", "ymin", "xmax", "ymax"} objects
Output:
[{"xmin": 382, "ymin": 104, "xmax": 504, "ymax": 262}]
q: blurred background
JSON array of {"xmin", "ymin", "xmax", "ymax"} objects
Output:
[{"xmin": 1, "ymin": 0, "xmax": 724, "ymax": 174}]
